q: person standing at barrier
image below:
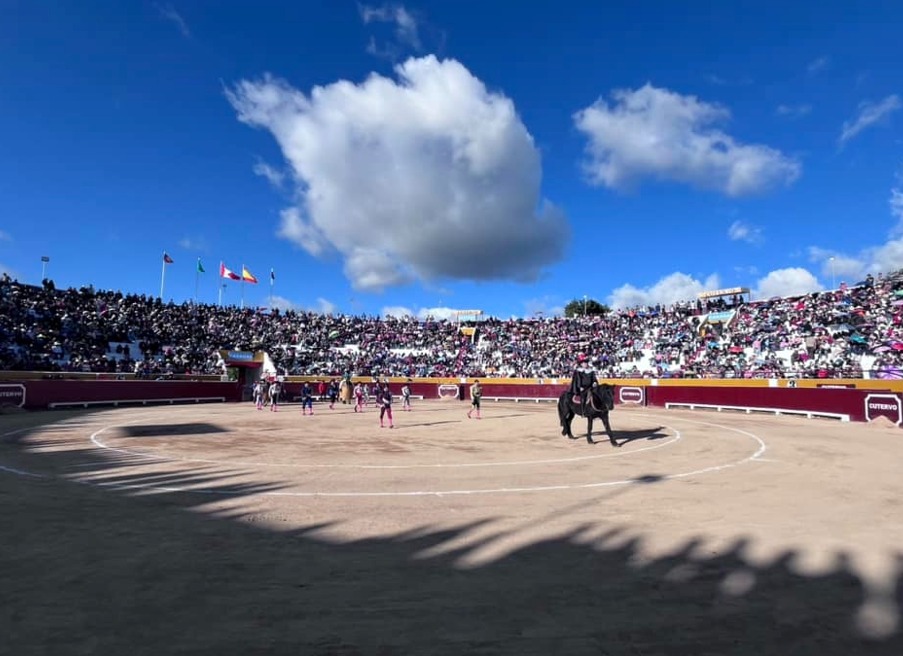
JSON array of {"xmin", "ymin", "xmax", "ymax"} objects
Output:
[
  {"xmin": 378, "ymin": 382, "xmax": 394, "ymax": 428},
  {"xmin": 269, "ymin": 380, "xmax": 281, "ymax": 412},
  {"xmin": 353, "ymin": 382, "xmax": 364, "ymax": 412},
  {"xmin": 401, "ymin": 380, "xmax": 412, "ymax": 411},
  {"xmin": 328, "ymin": 379, "xmax": 339, "ymax": 409},
  {"xmin": 300, "ymin": 382, "xmax": 314, "ymax": 416},
  {"xmin": 467, "ymin": 380, "xmax": 482, "ymax": 419},
  {"xmin": 253, "ymin": 380, "xmax": 264, "ymax": 410}
]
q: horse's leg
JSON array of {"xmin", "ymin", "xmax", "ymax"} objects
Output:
[
  {"xmin": 586, "ymin": 416, "xmax": 594, "ymax": 444},
  {"xmin": 558, "ymin": 397, "xmax": 569, "ymax": 436},
  {"xmin": 602, "ymin": 411, "xmax": 618, "ymax": 447}
]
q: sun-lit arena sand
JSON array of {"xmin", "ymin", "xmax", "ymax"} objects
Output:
[{"xmin": 3, "ymin": 399, "xmax": 903, "ymax": 654}]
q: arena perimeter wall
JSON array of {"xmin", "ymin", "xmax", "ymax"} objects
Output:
[{"xmin": 3, "ymin": 375, "xmax": 903, "ymax": 425}]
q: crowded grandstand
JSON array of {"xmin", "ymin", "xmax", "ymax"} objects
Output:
[{"xmin": 3, "ymin": 270, "xmax": 903, "ymax": 380}]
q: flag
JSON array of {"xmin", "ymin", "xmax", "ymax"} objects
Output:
[
  {"xmin": 270, "ymin": 268, "xmax": 275, "ymax": 282},
  {"xmin": 242, "ymin": 266, "xmax": 259, "ymax": 284},
  {"xmin": 163, "ymin": 252, "xmax": 174, "ymax": 264},
  {"xmin": 220, "ymin": 262, "xmax": 241, "ymax": 281},
  {"xmin": 197, "ymin": 258, "xmax": 205, "ymax": 273}
]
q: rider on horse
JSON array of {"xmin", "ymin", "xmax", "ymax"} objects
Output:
[{"xmin": 569, "ymin": 353, "xmax": 598, "ymax": 415}]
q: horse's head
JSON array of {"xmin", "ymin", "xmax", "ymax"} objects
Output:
[{"xmin": 593, "ymin": 383, "xmax": 615, "ymax": 411}]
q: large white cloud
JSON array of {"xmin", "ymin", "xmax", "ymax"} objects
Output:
[
  {"xmin": 607, "ymin": 267, "xmax": 827, "ymax": 309},
  {"xmin": 269, "ymin": 295, "xmax": 337, "ymax": 314},
  {"xmin": 381, "ymin": 305, "xmax": 459, "ymax": 320},
  {"xmin": 573, "ymin": 84, "xmax": 801, "ymax": 196},
  {"xmin": 607, "ymin": 272, "xmax": 721, "ymax": 309},
  {"xmin": 808, "ymin": 185, "xmax": 903, "ymax": 283},
  {"xmin": 809, "ymin": 241, "xmax": 903, "ymax": 283},
  {"xmin": 227, "ymin": 56, "xmax": 569, "ymax": 292},
  {"xmin": 753, "ymin": 268, "xmax": 823, "ymax": 299}
]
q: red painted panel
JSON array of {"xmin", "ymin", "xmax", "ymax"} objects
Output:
[
  {"xmin": 646, "ymin": 385, "xmax": 869, "ymax": 422},
  {"xmin": 17, "ymin": 380, "xmax": 241, "ymax": 409}
]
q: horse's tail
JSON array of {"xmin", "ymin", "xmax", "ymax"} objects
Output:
[{"xmin": 557, "ymin": 393, "xmax": 567, "ymax": 426}]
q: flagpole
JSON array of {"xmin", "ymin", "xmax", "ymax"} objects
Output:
[
  {"xmin": 269, "ymin": 269, "xmax": 274, "ymax": 308},
  {"xmin": 219, "ymin": 261, "xmax": 226, "ymax": 307},
  {"xmin": 194, "ymin": 259, "xmax": 200, "ymax": 304},
  {"xmin": 241, "ymin": 264, "xmax": 245, "ymax": 309},
  {"xmin": 159, "ymin": 255, "xmax": 166, "ymax": 299}
]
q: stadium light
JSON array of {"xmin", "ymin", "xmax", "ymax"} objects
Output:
[{"xmin": 40, "ymin": 255, "xmax": 50, "ymax": 281}]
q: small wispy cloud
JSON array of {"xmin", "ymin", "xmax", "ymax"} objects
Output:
[
  {"xmin": 775, "ymin": 103, "xmax": 812, "ymax": 118},
  {"xmin": 839, "ymin": 95, "xmax": 901, "ymax": 146},
  {"xmin": 155, "ymin": 3, "xmax": 190, "ymax": 38},
  {"xmin": 315, "ymin": 297, "xmax": 337, "ymax": 315},
  {"xmin": 733, "ymin": 264, "xmax": 760, "ymax": 277},
  {"xmin": 358, "ymin": 2, "xmax": 423, "ymax": 60},
  {"xmin": 178, "ymin": 236, "xmax": 208, "ymax": 251},
  {"xmin": 728, "ymin": 220, "xmax": 764, "ymax": 244},
  {"xmin": 253, "ymin": 161, "xmax": 285, "ymax": 189},
  {"xmin": 0, "ymin": 229, "xmax": 11, "ymax": 242},
  {"xmin": 807, "ymin": 55, "xmax": 830, "ymax": 74},
  {"xmin": 0, "ymin": 262, "xmax": 21, "ymax": 280},
  {"xmin": 891, "ymin": 188, "xmax": 903, "ymax": 223}
]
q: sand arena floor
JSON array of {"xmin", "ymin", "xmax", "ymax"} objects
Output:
[{"xmin": 2, "ymin": 399, "xmax": 903, "ymax": 655}]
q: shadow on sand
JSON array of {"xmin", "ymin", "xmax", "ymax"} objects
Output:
[{"xmin": 2, "ymin": 410, "xmax": 901, "ymax": 655}]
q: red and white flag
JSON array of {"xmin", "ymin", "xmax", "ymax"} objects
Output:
[{"xmin": 219, "ymin": 262, "xmax": 241, "ymax": 281}]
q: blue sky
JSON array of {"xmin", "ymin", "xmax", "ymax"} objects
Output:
[{"xmin": 1, "ymin": 1, "xmax": 902, "ymax": 318}]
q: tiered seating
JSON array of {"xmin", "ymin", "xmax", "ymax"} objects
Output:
[{"xmin": 3, "ymin": 270, "xmax": 903, "ymax": 379}]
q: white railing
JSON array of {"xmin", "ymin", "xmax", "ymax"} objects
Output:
[
  {"xmin": 49, "ymin": 397, "xmax": 227, "ymax": 409},
  {"xmin": 664, "ymin": 402, "xmax": 850, "ymax": 422},
  {"xmin": 482, "ymin": 396, "xmax": 557, "ymax": 404}
]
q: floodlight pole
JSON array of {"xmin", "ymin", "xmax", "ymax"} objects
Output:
[
  {"xmin": 583, "ymin": 295, "xmax": 588, "ymax": 316},
  {"xmin": 40, "ymin": 256, "xmax": 49, "ymax": 281}
]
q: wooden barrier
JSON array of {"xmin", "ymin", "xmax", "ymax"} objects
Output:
[{"xmin": 1, "ymin": 374, "xmax": 900, "ymax": 425}]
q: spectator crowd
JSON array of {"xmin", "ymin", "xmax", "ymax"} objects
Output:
[{"xmin": 4, "ymin": 271, "xmax": 903, "ymax": 380}]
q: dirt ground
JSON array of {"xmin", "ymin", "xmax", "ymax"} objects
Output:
[{"xmin": 2, "ymin": 398, "xmax": 903, "ymax": 655}]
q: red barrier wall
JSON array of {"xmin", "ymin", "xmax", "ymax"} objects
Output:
[
  {"xmin": 645, "ymin": 385, "xmax": 903, "ymax": 424},
  {"xmin": 3, "ymin": 376, "xmax": 899, "ymax": 425},
  {"xmin": 6, "ymin": 380, "xmax": 241, "ymax": 409}
]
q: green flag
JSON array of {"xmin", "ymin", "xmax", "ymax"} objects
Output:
[{"xmin": 197, "ymin": 258, "xmax": 205, "ymax": 273}]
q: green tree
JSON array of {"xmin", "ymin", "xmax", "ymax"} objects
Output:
[{"xmin": 564, "ymin": 298, "xmax": 610, "ymax": 317}]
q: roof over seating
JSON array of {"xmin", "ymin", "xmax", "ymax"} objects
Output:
[{"xmin": 697, "ymin": 287, "xmax": 750, "ymax": 300}]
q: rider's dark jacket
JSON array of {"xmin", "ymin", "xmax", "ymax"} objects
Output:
[{"xmin": 569, "ymin": 366, "xmax": 598, "ymax": 399}]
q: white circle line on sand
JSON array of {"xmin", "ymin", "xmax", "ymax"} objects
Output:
[
  {"xmin": 2, "ymin": 409, "xmax": 767, "ymax": 497},
  {"xmin": 87, "ymin": 423, "xmax": 682, "ymax": 470},
  {"xmin": 0, "ymin": 426, "xmax": 48, "ymax": 478}
]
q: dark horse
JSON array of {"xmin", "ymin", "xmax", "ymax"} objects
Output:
[{"xmin": 558, "ymin": 383, "xmax": 618, "ymax": 446}]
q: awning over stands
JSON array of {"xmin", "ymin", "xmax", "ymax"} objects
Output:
[{"xmin": 697, "ymin": 287, "xmax": 750, "ymax": 300}]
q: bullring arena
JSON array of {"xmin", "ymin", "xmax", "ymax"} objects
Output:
[{"xmin": 3, "ymin": 395, "xmax": 903, "ymax": 654}]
